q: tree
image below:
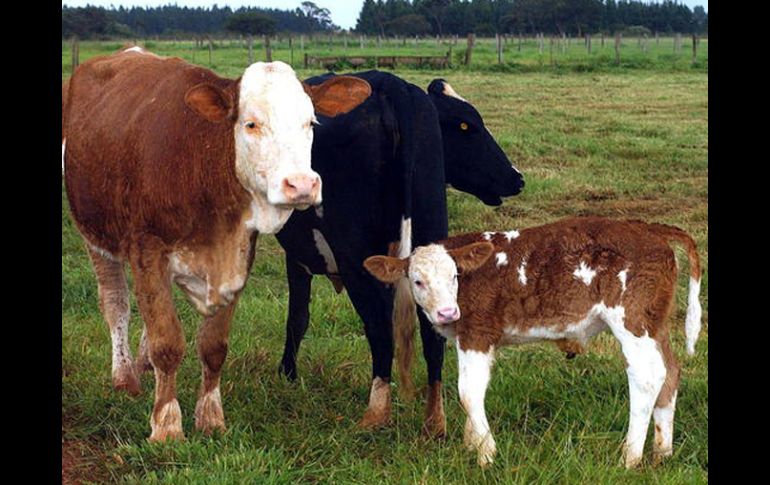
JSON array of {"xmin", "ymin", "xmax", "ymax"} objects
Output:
[
  {"xmin": 225, "ymin": 12, "xmax": 276, "ymax": 64},
  {"xmin": 300, "ymin": 1, "xmax": 336, "ymax": 31},
  {"xmin": 386, "ymin": 14, "xmax": 432, "ymax": 36},
  {"xmin": 225, "ymin": 12, "xmax": 276, "ymax": 37},
  {"xmin": 419, "ymin": 0, "xmax": 450, "ymax": 37}
]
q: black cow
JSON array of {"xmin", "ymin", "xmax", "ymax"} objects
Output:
[{"xmin": 275, "ymin": 70, "xmax": 524, "ymax": 436}]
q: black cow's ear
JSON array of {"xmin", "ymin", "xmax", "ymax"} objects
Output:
[
  {"xmin": 185, "ymin": 83, "xmax": 234, "ymax": 123},
  {"xmin": 427, "ymin": 79, "xmax": 447, "ymax": 96}
]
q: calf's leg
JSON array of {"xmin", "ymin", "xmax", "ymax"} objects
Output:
[
  {"xmin": 652, "ymin": 336, "xmax": 680, "ymax": 462},
  {"xmin": 130, "ymin": 245, "xmax": 185, "ymax": 442},
  {"xmin": 456, "ymin": 339, "xmax": 496, "ymax": 467},
  {"xmin": 195, "ymin": 298, "xmax": 238, "ymax": 434},
  {"xmin": 278, "ymin": 255, "xmax": 313, "ymax": 381},
  {"xmin": 87, "ymin": 247, "xmax": 141, "ymax": 395},
  {"xmin": 605, "ymin": 308, "xmax": 667, "ymax": 468}
]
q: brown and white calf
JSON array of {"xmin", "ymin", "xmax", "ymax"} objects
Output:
[
  {"xmin": 364, "ymin": 217, "xmax": 702, "ymax": 468},
  {"xmin": 63, "ymin": 46, "xmax": 370, "ymax": 441}
]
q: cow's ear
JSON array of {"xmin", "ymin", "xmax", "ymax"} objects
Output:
[
  {"xmin": 363, "ymin": 255, "xmax": 408, "ymax": 284},
  {"xmin": 304, "ymin": 76, "xmax": 371, "ymax": 117},
  {"xmin": 448, "ymin": 242, "xmax": 494, "ymax": 273},
  {"xmin": 185, "ymin": 83, "xmax": 234, "ymax": 123}
]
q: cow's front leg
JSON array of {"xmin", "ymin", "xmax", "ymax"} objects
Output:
[
  {"xmin": 457, "ymin": 339, "xmax": 496, "ymax": 467},
  {"xmin": 278, "ymin": 255, "xmax": 313, "ymax": 381},
  {"xmin": 130, "ymin": 244, "xmax": 185, "ymax": 442},
  {"xmin": 195, "ymin": 297, "xmax": 238, "ymax": 435}
]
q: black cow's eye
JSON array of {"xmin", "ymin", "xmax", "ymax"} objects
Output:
[{"xmin": 460, "ymin": 122, "xmax": 469, "ymax": 131}]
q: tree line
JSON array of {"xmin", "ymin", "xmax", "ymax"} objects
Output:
[
  {"xmin": 62, "ymin": 1, "xmax": 707, "ymax": 40},
  {"xmin": 61, "ymin": 2, "xmax": 335, "ymax": 39},
  {"xmin": 357, "ymin": 0, "xmax": 708, "ymax": 37}
]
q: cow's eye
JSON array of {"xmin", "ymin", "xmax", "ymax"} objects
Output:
[
  {"xmin": 460, "ymin": 122, "xmax": 468, "ymax": 131},
  {"xmin": 414, "ymin": 280, "xmax": 424, "ymax": 288},
  {"xmin": 245, "ymin": 121, "xmax": 257, "ymax": 130}
]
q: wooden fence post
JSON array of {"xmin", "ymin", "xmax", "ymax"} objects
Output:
[
  {"xmin": 289, "ymin": 36, "xmax": 294, "ymax": 66},
  {"xmin": 304, "ymin": 53, "xmax": 308, "ymax": 69},
  {"xmin": 615, "ymin": 32, "xmax": 621, "ymax": 65},
  {"xmin": 586, "ymin": 34, "xmax": 591, "ymax": 54},
  {"xmin": 71, "ymin": 36, "xmax": 79, "ymax": 70},
  {"xmin": 539, "ymin": 33, "xmax": 544, "ymax": 55},
  {"xmin": 208, "ymin": 37, "xmax": 213, "ymax": 66},
  {"xmin": 496, "ymin": 33, "xmax": 503, "ymax": 64},
  {"xmin": 361, "ymin": 35, "xmax": 364, "ymax": 49},
  {"xmin": 518, "ymin": 32, "xmax": 522, "ymax": 52},
  {"xmin": 464, "ymin": 33, "xmax": 475, "ymax": 65},
  {"xmin": 265, "ymin": 35, "xmax": 272, "ymax": 62},
  {"xmin": 248, "ymin": 34, "xmax": 254, "ymax": 64},
  {"xmin": 692, "ymin": 34, "xmax": 698, "ymax": 64}
]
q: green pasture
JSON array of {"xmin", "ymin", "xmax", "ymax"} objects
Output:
[{"xmin": 62, "ymin": 41, "xmax": 707, "ymax": 483}]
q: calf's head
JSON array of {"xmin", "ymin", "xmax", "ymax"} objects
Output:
[
  {"xmin": 428, "ymin": 79, "xmax": 524, "ymax": 206},
  {"xmin": 364, "ymin": 242, "xmax": 494, "ymax": 326},
  {"xmin": 185, "ymin": 61, "xmax": 371, "ymax": 209}
]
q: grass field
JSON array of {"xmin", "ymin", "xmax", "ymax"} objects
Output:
[{"xmin": 62, "ymin": 42, "xmax": 707, "ymax": 483}]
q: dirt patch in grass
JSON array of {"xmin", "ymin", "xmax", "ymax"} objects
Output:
[{"xmin": 62, "ymin": 436, "xmax": 113, "ymax": 485}]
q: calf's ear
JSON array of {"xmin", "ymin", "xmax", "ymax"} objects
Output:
[
  {"xmin": 304, "ymin": 76, "xmax": 372, "ymax": 117},
  {"xmin": 448, "ymin": 242, "xmax": 494, "ymax": 273},
  {"xmin": 363, "ymin": 255, "xmax": 408, "ymax": 284},
  {"xmin": 185, "ymin": 83, "xmax": 234, "ymax": 123}
]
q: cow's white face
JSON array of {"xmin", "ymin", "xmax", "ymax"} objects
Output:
[
  {"xmin": 408, "ymin": 245, "xmax": 462, "ymax": 326},
  {"xmin": 235, "ymin": 62, "xmax": 321, "ymax": 210}
]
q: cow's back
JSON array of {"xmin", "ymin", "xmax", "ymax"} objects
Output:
[{"xmin": 64, "ymin": 52, "xmax": 246, "ymax": 256}]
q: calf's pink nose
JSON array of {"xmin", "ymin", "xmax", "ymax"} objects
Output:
[
  {"xmin": 282, "ymin": 174, "xmax": 320, "ymax": 204},
  {"xmin": 437, "ymin": 306, "xmax": 460, "ymax": 323}
]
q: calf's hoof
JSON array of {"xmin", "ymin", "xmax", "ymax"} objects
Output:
[
  {"xmin": 476, "ymin": 436, "xmax": 497, "ymax": 468},
  {"xmin": 149, "ymin": 399, "xmax": 185, "ymax": 442},
  {"xmin": 422, "ymin": 382, "xmax": 446, "ymax": 439},
  {"xmin": 195, "ymin": 389, "xmax": 226, "ymax": 435},
  {"xmin": 112, "ymin": 365, "xmax": 142, "ymax": 396}
]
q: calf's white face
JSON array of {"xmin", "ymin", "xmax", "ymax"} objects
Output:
[
  {"xmin": 235, "ymin": 62, "xmax": 321, "ymax": 209},
  {"xmin": 364, "ymin": 242, "xmax": 494, "ymax": 327}
]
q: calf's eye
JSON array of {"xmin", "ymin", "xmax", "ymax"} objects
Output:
[
  {"xmin": 460, "ymin": 122, "xmax": 468, "ymax": 131},
  {"xmin": 414, "ymin": 280, "xmax": 424, "ymax": 288}
]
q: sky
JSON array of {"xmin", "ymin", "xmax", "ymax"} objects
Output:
[{"xmin": 61, "ymin": 1, "xmax": 708, "ymax": 31}]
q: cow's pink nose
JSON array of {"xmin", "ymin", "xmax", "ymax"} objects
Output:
[
  {"xmin": 436, "ymin": 306, "xmax": 460, "ymax": 323},
  {"xmin": 282, "ymin": 174, "xmax": 320, "ymax": 204}
]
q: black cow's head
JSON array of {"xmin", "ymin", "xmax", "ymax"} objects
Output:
[{"xmin": 427, "ymin": 79, "xmax": 524, "ymax": 206}]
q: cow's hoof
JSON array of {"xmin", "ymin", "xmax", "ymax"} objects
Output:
[
  {"xmin": 150, "ymin": 400, "xmax": 184, "ymax": 442},
  {"xmin": 195, "ymin": 389, "xmax": 226, "ymax": 435},
  {"xmin": 357, "ymin": 408, "xmax": 391, "ymax": 430},
  {"xmin": 477, "ymin": 438, "xmax": 497, "ymax": 468},
  {"xmin": 113, "ymin": 366, "xmax": 142, "ymax": 396}
]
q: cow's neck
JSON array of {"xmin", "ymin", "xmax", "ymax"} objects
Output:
[{"xmin": 245, "ymin": 190, "xmax": 295, "ymax": 235}]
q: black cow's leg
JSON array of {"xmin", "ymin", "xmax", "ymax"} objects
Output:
[
  {"xmin": 341, "ymin": 269, "xmax": 394, "ymax": 429},
  {"xmin": 419, "ymin": 310, "xmax": 447, "ymax": 438},
  {"xmin": 278, "ymin": 255, "xmax": 313, "ymax": 381}
]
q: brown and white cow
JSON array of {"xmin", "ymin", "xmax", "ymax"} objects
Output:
[
  {"xmin": 63, "ymin": 47, "xmax": 370, "ymax": 441},
  {"xmin": 364, "ymin": 217, "xmax": 703, "ymax": 468}
]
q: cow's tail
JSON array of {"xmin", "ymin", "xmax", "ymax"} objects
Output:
[
  {"xmin": 643, "ymin": 221, "xmax": 703, "ymax": 356},
  {"xmin": 389, "ymin": 76, "xmax": 418, "ymax": 400},
  {"xmin": 393, "ymin": 217, "xmax": 417, "ymax": 399},
  {"xmin": 62, "ymin": 78, "xmax": 69, "ymax": 177}
]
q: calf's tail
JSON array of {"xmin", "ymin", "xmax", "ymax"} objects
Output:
[{"xmin": 644, "ymin": 222, "xmax": 703, "ymax": 356}]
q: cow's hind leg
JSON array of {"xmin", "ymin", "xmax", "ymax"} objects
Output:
[
  {"xmin": 605, "ymin": 307, "xmax": 667, "ymax": 468},
  {"xmin": 341, "ymin": 269, "xmax": 394, "ymax": 429},
  {"xmin": 653, "ymin": 336, "xmax": 680, "ymax": 463},
  {"xmin": 130, "ymin": 242, "xmax": 185, "ymax": 442},
  {"xmin": 419, "ymin": 311, "xmax": 446, "ymax": 439},
  {"xmin": 195, "ymin": 298, "xmax": 237, "ymax": 434},
  {"xmin": 278, "ymin": 255, "xmax": 313, "ymax": 381},
  {"xmin": 88, "ymin": 247, "xmax": 141, "ymax": 395}
]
